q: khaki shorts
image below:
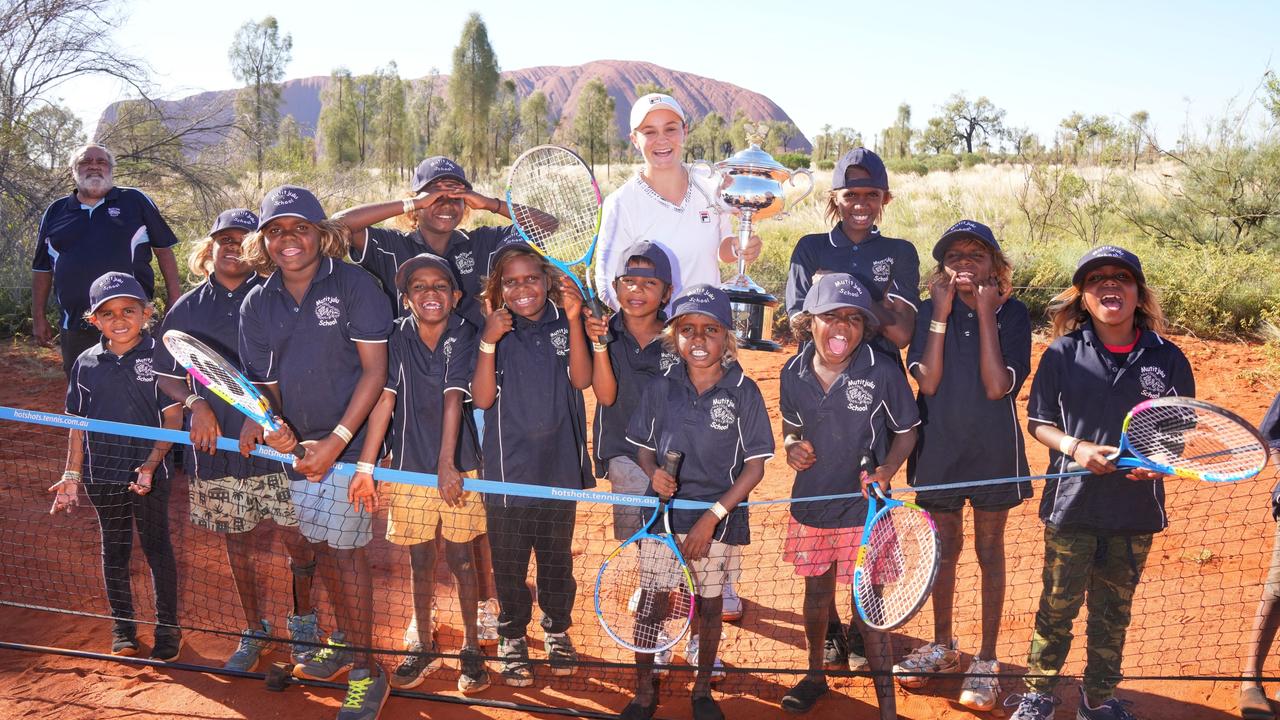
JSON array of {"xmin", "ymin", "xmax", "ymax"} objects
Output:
[
  {"xmin": 189, "ymin": 472, "xmax": 298, "ymax": 534},
  {"xmin": 385, "ymin": 469, "xmax": 486, "ymax": 546},
  {"xmin": 675, "ymin": 535, "xmax": 741, "ymax": 599}
]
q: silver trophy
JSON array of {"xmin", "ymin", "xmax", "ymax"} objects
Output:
[{"xmin": 693, "ymin": 123, "xmax": 813, "ymax": 351}]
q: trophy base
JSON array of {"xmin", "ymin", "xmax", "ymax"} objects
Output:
[{"xmin": 722, "ymin": 282, "xmax": 782, "ymax": 353}]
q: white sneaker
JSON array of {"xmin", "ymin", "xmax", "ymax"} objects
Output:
[
  {"xmin": 684, "ymin": 633, "xmax": 726, "ymax": 682},
  {"xmin": 892, "ymin": 640, "xmax": 960, "ymax": 689},
  {"xmin": 653, "ymin": 631, "xmax": 673, "ymax": 677},
  {"xmin": 477, "ymin": 598, "xmax": 499, "ymax": 648},
  {"xmin": 959, "ymin": 658, "xmax": 1001, "ymax": 711},
  {"xmin": 721, "ymin": 583, "xmax": 743, "ymax": 622}
]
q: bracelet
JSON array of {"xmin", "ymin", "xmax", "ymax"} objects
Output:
[
  {"xmin": 355, "ymin": 461, "xmax": 376, "ymax": 476},
  {"xmin": 332, "ymin": 424, "xmax": 354, "ymax": 444},
  {"xmin": 479, "ymin": 340, "xmax": 496, "ymax": 354},
  {"xmin": 710, "ymin": 502, "xmax": 729, "ymax": 520},
  {"xmin": 1058, "ymin": 435, "xmax": 1081, "ymax": 457},
  {"xmin": 61, "ymin": 470, "xmax": 82, "ymax": 481},
  {"xmin": 402, "ymin": 198, "xmax": 416, "ymax": 215},
  {"xmin": 929, "ymin": 320, "xmax": 947, "ymax": 334},
  {"xmin": 183, "ymin": 393, "xmax": 203, "ymax": 410},
  {"xmin": 592, "ymin": 342, "xmax": 608, "ymax": 353}
]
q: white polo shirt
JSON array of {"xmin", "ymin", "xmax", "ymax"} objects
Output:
[{"xmin": 595, "ymin": 168, "xmax": 733, "ymax": 310}]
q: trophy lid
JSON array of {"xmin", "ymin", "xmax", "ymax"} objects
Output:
[{"xmin": 716, "ymin": 122, "xmax": 792, "ymax": 180}]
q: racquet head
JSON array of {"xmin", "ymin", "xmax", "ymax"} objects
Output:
[
  {"xmin": 1121, "ymin": 397, "xmax": 1268, "ymax": 481},
  {"xmin": 595, "ymin": 536, "xmax": 697, "ymax": 653},
  {"xmin": 505, "ymin": 145, "xmax": 602, "ymax": 271},
  {"xmin": 853, "ymin": 488, "xmax": 941, "ymax": 631},
  {"xmin": 162, "ymin": 330, "xmax": 279, "ymax": 432}
]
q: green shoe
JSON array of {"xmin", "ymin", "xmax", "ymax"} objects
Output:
[
  {"xmin": 293, "ymin": 631, "xmax": 354, "ymax": 682},
  {"xmin": 336, "ymin": 666, "xmax": 389, "ymax": 720}
]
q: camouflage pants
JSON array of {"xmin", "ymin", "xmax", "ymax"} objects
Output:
[{"xmin": 1024, "ymin": 526, "xmax": 1152, "ymax": 701}]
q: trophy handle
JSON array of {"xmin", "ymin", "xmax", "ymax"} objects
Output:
[
  {"xmin": 687, "ymin": 159, "xmax": 726, "ymax": 213},
  {"xmin": 782, "ymin": 169, "xmax": 815, "ymax": 216}
]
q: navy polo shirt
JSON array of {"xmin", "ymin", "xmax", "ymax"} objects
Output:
[
  {"xmin": 239, "ymin": 258, "xmax": 394, "ymax": 467},
  {"xmin": 785, "ymin": 224, "xmax": 920, "ymax": 362},
  {"xmin": 352, "ymin": 224, "xmax": 520, "ymax": 328},
  {"xmin": 154, "ymin": 274, "xmax": 283, "ymax": 481},
  {"xmin": 591, "ymin": 312, "xmax": 682, "ymax": 476},
  {"xmin": 1260, "ymin": 394, "xmax": 1280, "ymax": 507},
  {"xmin": 33, "ymin": 187, "xmax": 179, "ymax": 330},
  {"xmin": 906, "ymin": 298, "xmax": 1032, "ymax": 498},
  {"xmin": 780, "ymin": 342, "xmax": 920, "ymax": 529},
  {"xmin": 625, "ymin": 363, "xmax": 775, "ymax": 545},
  {"xmin": 481, "ymin": 301, "xmax": 594, "ymax": 505},
  {"xmin": 1027, "ymin": 321, "xmax": 1195, "ymax": 535},
  {"xmin": 66, "ymin": 333, "xmax": 180, "ymax": 482},
  {"xmin": 384, "ymin": 314, "xmax": 481, "ymax": 474}
]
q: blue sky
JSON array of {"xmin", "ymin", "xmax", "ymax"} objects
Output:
[{"xmin": 60, "ymin": 0, "xmax": 1279, "ymax": 147}]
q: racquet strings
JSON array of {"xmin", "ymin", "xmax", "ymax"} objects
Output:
[
  {"xmin": 857, "ymin": 505, "xmax": 938, "ymax": 629},
  {"xmin": 598, "ymin": 537, "xmax": 693, "ymax": 653},
  {"xmin": 163, "ymin": 334, "xmax": 273, "ymax": 428},
  {"xmin": 1126, "ymin": 402, "xmax": 1267, "ymax": 479},
  {"xmin": 508, "ymin": 147, "xmax": 600, "ymax": 265}
]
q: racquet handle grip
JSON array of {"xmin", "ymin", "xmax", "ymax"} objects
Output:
[
  {"xmin": 657, "ymin": 450, "xmax": 683, "ymax": 502},
  {"xmin": 589, "ymin": 298, "xmax": 609, "ymax": 344}
]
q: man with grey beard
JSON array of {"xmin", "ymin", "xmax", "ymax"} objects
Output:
[{"xmin": 31, "ymin": 143, "xmax": 182, "ymax": 376}]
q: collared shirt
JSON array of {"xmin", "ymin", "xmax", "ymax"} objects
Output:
[
  {"xmin": 626, "ymin": 363, "xmax": 775, "ymax": 544},
  {"xmin": 780, "ymin": 342, "xmax": 920, "ymax": 529},
  {"xmin": 154, "ymin": 274, "xmax": 283, "ymax": 481},
  {"xmin": 239, "ymin": 258, "xmax": 393, "ymax": 467},
  {"xmin": 1027, "ymin": 321, "xmax": 1195, "ymax": 535},
  {"xmin": 384, "ymin": 313, "xmax": 480, "ymax": 474},
  {"xmin": 596, "ymin": 170, "xmax": 733, "ymax": 311},
  {"xmin": 906, "ymin": 297, "xmax": 1032, "ymax": 497},
  {"xmin": 351, "ymin": 224, "xmax": 519, "ymax": 328},
  {"xmin": 591, "ymin": 312, "xmax": 682, "ymax": 476},
  {"xmin": 66, "ymin": 333, "xmax": 180, "ymax": 482},
  {"xmin": 33, "ymin": 187, "xmax": 179, "ymax": 330},
  {"xmin": 480, "ymin": 301, "xmax": 593, "ymax": 505}
]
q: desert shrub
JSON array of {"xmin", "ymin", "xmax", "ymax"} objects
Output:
[
  {"xmin": 961, "ymin": 152, "xmax": 987, "ymax": 168},
  {"xmin": 886, "ymin": 157, "xmax": 929, "ymax": 176},
  {"xmin": 774, "ymin": 152, "xmax": 812, "ymax": 170},
  {"xmin": 815, "ymin": 159, "xmax": 835, "ymax": 171},
  {"xmin": 922, "ymin": 154, "xmax": 960, "ymax": 172}
]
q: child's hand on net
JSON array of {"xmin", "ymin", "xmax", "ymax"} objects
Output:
[{"xmin": 48, "ymin": 474, "xmax": 80, "ymax": 514}]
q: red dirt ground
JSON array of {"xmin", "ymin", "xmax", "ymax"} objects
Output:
[{"xmin": 0, "ymin": 333, "xmax": 1276, "ymax": 720}]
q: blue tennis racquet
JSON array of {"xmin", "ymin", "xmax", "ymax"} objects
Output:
[
  {"xmin": 505, "ymin": 144, "xmax": 607, "ymax": 340},
  {"xmin": 852, "ymin": 452, "xmax": 940, "ymax": 631},
  {"xmin": 161, "ymin": 330, "xmax": 304, "ymax": 459},
  {"xmin": 595, "ymin": 450, "xmax": 697, "ymax": 654}
]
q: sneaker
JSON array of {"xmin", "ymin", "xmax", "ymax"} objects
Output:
[
  {"xmin": 721, "ymin": 583, "xmax": 743, "ymax": 623},
  {"xmin": 822, "ymin": 626, "xmax": 848, "ymax": 671},
  {"xmin": 337, "ymin": 666, "xmax": 389, "ymax": 720},
  {"xmin": 498, "ymin": 637, "xmax": 533, "ymax": 687},
  {"xmin": 110, "ymin": 626, "xmax": 139, "ymax": 657},
  {"xmin": 293, "ymin": 632, "xmax": 355, "ymax": 682},
  {"xmin": 892, "ymin": 640, "xmax": 960, "ymax": 689},
  {"xmin": 847, "ymin": 624, "xmax": 869, "ymax": 672},
  {"xmin": 389, "ymin": 640, "xmax": 442, "ymax": 690},
  {"xmin": 652, "ymin": 631, "xmax": 673, "ymax": 677},
  {"xmin": 477, "ymin": 599, "xmax": 500, "ymax": 648},
  {"xmin": 544, "ymin": 632, "xmax": 578, "ymax": 677},
  {"xmin": 684, "ymin": 633, "xmax": 727, "ymax": 682},
  {"xmin": 781, "ymin": 677, "xmax": 829, "ymax": 714},
  {"xmin": 224, "ymin": 622, "xmax": 272, "ymax": 672},
  {"xmin": 288, "ymin": 611, "xmax": 323, "ymax": 664},
  {"xmin": 151, "ymin": 627, "xmax": 183, "ymax": 662},
  {"xmin": 1076, "ymin": 688, "xmax": 1139, "ymax": 720},
  {"xmin": 458, "ymin": 645, "xmax": 491, "ymax": 694},
  {"xmin": 1004, "ymin": 691, "xmax": 1062, "ymax": 720},
  {"xmin": 958, "ymin": 658, "xmax": 1002, "ymax": 712}
]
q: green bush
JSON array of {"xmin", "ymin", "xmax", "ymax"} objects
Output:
[
  {"xmin": 815, "ymin": 159, "xmax": 835, "ymax": 171},
  {"xmin": 921, "ymin": 154, "xmax": 960, "ymax": 172},
  {"xmin": 885, "ymin": 157, "xmax": 929, "ymax": 176},
  {"xmin": 774, "ymin": 152, "xmax": 811, "ymax": 170},
  {"xmin": 961, "ymin": 153, "xmax": 987, "ymax": 168}
]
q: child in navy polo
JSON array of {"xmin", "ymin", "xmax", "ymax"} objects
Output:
[
  {"xmin": 237, "ymin": 186, "xmax": 394, "ymax": 720},
  {"xmin": 154, "ymin": 208, "xmax": 321, "ymax": 673},
  {"xmin": 624, "ymin": 284, "xmax": 774, "ymax": 720},
  {"xmin": 52, "ymin": 271, "xmax": 183, "ymax": 660},
  {"xmin": 470, "ymin": 243, "xmax": 593, "ymax": 687},
  {"xmin": 777, "ymin": 273, "xmax": 918, "ymax": 717},
  {"xmin": 348, "ymin": 253, "xmax": 490, "ymax": 695},
  {"xmin": 1008, "ymin": 246, "xmax": 1194, "ymax": 720},
  {"xmin": 1240, "ymin": 392, "xmax": 1280, "ymax": 720},
  {"xmin": 896, "ymin": 220, "xmax": 1031, "ymax": 709}
]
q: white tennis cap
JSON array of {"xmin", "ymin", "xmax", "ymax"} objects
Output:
[{"xmin": 629, "ymin": 93, "xmax": 686, "ymax": 130}]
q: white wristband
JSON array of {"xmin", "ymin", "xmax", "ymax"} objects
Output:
[
  {"xmin": 710, "ymin": 502, "xmax": 729, "ymax": 520},
  {"xmin": 1058, "ymin": 435, "xmax": 1080, "ymax": 457},
  {"xmin": 355, "ymin": 461, "xmax": 376, "ymax": 476},
  {"xmin": 402, "ymin": 198, "xmax": 416, "ymax": 215}
]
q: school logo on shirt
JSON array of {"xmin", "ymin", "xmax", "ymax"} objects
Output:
[
  {"xmin": 550, "ymin": 328, "xmax": 570, "ymax": 356},
  {"xmin": 454, "ymin": 251, "xmax": 475, "ymax": 275},
  {"xmin": 659, "ymin": 350, "xmax": 679, "ymax": 372},
  {"xmin": 315, "ymin": 296, "xmax": 341, "ymax": 327},
  {"xmin": 134, "ymin": 357, "xmax": 154, "ymax": 383},
  {"xmin": 846, "ymin": 378, "xmax": 875, "ymax": 412},
  {"xmin": 872, "ymin": 258, "xmax": 894, "ymax": 284},
  {"xmin": 442, "ymin": 336, "xmax": 456, "ymax": 361},
  {"xmin": 1138, "ymin": 366, "xmax": 1168, "ymax": 399},
  {"xmin": 710, "ymin": 397, "xmax": 736, "ymax": 431},
  {"xmin": 107, "ymin": 207, "xmax": 121, "ymax": 218}
]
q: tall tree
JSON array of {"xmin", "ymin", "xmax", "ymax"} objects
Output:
[
  {"xmin": 918, "ymin": 116, "xmax": 954, "ymax": 154},
  {"xmin": 882, "ymin": 103, "xmax": 913, "ymax": 159},
  {"xmin": 446, "ymin": 13, "xmax": 500, "ymax": 175},
  {"xmin": 317, "ymin": 68, "xmax": 358, "ymax": 167},
  {"xmin": 228, "ymin": 16, "xmax": 292, "ymax": 191},
  {"xmin": 372, "ymin": 63, "xmax": 408, "ymax": 185},
  {"xmin": 573, "ymin": 78, "xmax": 614, "ymax": 171},
  {"xmin": 942, "ymin": 93, "xmax": 1006, "ymax": 154},
  {"xmin": 407, "ymin": 68, "xmax": 445, "ymax": 158},
  {"xmin": 491, "ymin": 78, "xmax": 520, "ymax": 167},
  {"xmin": 520, "ymin": 90, "xmax": 551, "ymax": 147},
  {"xmin": 634, "ymin": 81, "xmax": 675, "ymax": 97},
  {"xmin": 1129, "ymin": 110, "xmax": 1150, "ymax": 171}
]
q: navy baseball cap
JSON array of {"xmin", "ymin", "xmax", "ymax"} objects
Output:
[
  {"xmin": 412, "ymin": 156, "xmax": 471, "ymax": 192},
  {"xmin": 1072, "ymin": 245, "xmax": 1145, "ymax": 287},
  {"xmin": 667, "ymin": 284, "xmax": 734, "ymax": 329},
  {"xmin": 209, "ymin": 208, "xmax": 258, "ymax": 236},
  {"xmin": 615, "ymin": 241, "xmax": 673, "ymax": 285},
  {"xmin": 832, "ymin": 147, "xmax": 889, "ymax": 191},
  {"xmin": 88, "ymin": 271, "xmax": 147, "ymax": 313},
  {"xmin": 395, "ymin": 253, "xmax": 456, "ymax": 294},
  {"xmin": 802, "ymin": 273, "xmax": 880, "ymax": 329},
  {"xmin": 932, "ymin": 219, "xmax": 1002, "ymax": 261},
  {"xmin": 258, "ymin": 185, "xmax": 326, "ymax": 229}
]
